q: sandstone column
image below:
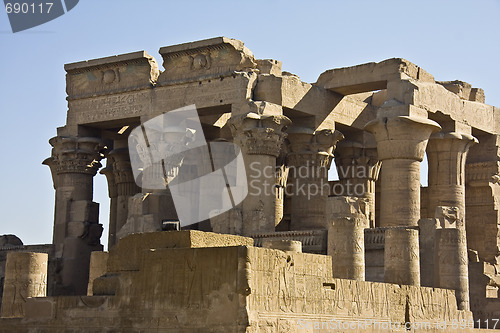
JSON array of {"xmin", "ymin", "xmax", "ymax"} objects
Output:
[
  {"xmin": 275, "ymin": 149, "xmax": 288, "ymax": 227},
  {"xmin": 1, "ymin": 252, "xmax": 48, "ymax": 318},
  {"xmin": 418, "ymin": 218, "xmax": 439, "ymax": 287},
  {"xmin": 43, "ymin": 136, "xmax": 105, "ymax": 295},
  {"xmin": 327, "ymin": 196, "xmax": 368, "ymax": 280},
  {"xmin": 436, "ymin": 227, "xmax": 469, "ymax": 310},
  {"xmin": 107, "ymin": 142, "xmax": 140, "ymax": 247},
  {"xmin": 364, "ymin": 115, "xmax": 441, "ymax": 227},
  {"xmin": 229, "ymin": 112, "xmax": 290, "ymax": 235},
  {"xmin": 427, "ymin": 132, "xmax": 477, "ymax": 220},
  {"xmin": 365, "ymin": 109, "xmax": 440, "ymax": 287},
  {"xmin": 334, "ymin": 140, "xmax": 381, "ymax": 228},
  {"xmin": 287, "ymin": 128, "xmax": 343, "ymax": 230},
  {"xmin": 384, "ymin": 227, "xmax": 420, "ymax": 285},
  {"xmin": 434, "ymin": 206, "xmax": 470, "ymax": 311}
]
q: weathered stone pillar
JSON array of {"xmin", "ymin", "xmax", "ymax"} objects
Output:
[
  {"xmin": 107, "ymin": 143, "xmax": 140, "ymax": 247},
  {"xmin": 334, "ymin": 140, "xmax": 381, "ymax": 228},
  {"xmin": 434, "ymin": 206, "xmax": 470, "ymax": 311},
  {"xmin": 229, "ymin": 112, "xmax": 290, "ymax": 235},
  {"xmin": 287, "ymin": 128, "xmax": 343, "ymax": 230},
  {"xmin": 43, "ymin": 136, "xmax": 105, "ymax": 295},
  {"xmin": 384, "ymin": 227, "xmax": 420, "ymax": 285},
  {"xmin": 365, "ymin": 115, "xmax": 441, "ymax": 227},
  {"xmin": 465, "ymin": 134, "xmax": 500, "ymax": 263},
  {"xmin": 1, "ymin": 252, "xmax": 48, "ymax": 318},
  {"xmin": 327, "ymin": 196, "xmax": 368, "ymax": 280},
  {"xmin": 427, "ymin": 132, "xmax": 477, "ymax": 220},
  {"xmin": 275, "ymin": 149, "xmax": 288, "ymax": 226},
  {"xmin": 418, "ymin": 218, "xmax": 439, "ymax": 287},
  {"xmin": 436, "ymin": 227, "xmax": 469, "ymax": 310}
]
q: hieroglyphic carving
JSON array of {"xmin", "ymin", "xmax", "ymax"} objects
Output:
[{"xmin": 67, "ymin": 90, "xmax": 149, "ymax": 125}]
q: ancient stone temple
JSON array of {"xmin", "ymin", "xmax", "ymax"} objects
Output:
[{"xmin": 0, "ymin": 37, "xmax": 499, "ymax": 332}]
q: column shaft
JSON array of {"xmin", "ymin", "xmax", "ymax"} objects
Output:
[
  {"xmin": 380, "ymin": 159, "xmax": 421, "ymax": 226},
  {"xmin": 327, "ymin": 197, "xmax": 367, "ymax": 280},
  {"xmin": 287, "ymin": 129, "xmax": 343, "ymax": 230},
  {"xmin": 435, "ymin": 228, "xmax": 470, "ymax": 310},
  {"xmin": 384, "ymin": 228, "xmax": 420, "ymax": 285},
  {"xmin": 230, "ymin": 112, "xmax": 290, "ymax": 236}
]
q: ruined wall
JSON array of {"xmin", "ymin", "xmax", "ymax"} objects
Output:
[{"xmin": 0, "ymin": 231, "xmax": 487, "ymax": 333}]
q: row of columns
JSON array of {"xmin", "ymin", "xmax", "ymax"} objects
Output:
[
  {"xmin": 328, "ymin": 105, "xmax": 476, "ymax": 312},
  {"xmin": 43, "ymin": 103, "xmax": 477, "ymax": 309}
]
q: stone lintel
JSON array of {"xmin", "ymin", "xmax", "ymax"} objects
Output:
[
  {"xmin": 158, "ymin": 36, "xmax": 257, "ymax": 84},
  {"xmin": 159, "ymin": 37, "xmax": 248, "ymax": 56},
  {"xmin": 254, "ymin": 74, "xmax": 375, "ymax": 131},
  {"xmin": 231, "ymin": 101, "xmax": 283, "ymax": 117},
  {"xmin": 315, "ymin": 58, "xmax": 435, "ymax": 95},
  {"xmin": 65, "ymin": 51, "xmax": 159, "ymax": 100},
  {"xmin": 64, "ymin": 51, "xmax": 155, "ymax": 72}
]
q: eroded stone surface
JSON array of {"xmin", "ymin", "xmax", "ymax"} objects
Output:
[{"xmin": 0, "ymin": 37, "xmax": 496, "ymax": 331}]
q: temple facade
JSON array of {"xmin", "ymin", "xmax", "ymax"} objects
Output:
[{"xmin": 0, "ymin": 37, "xmax": 499, "ymax": 332}]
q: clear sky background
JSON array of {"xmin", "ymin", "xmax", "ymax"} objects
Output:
[{"xmin": 0, "ymin": 0, "xmax": 498, "ymax": 249}]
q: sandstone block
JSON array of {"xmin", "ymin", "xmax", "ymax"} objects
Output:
[
  {"xmin": 1, "ymin": 252, "xmax": 48, "ymax": 318},
  {"xmin": 107, "ymin": 230, "xmax": 253, "ymax": 272}
]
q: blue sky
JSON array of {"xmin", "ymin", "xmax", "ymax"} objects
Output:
[{"xmin": 0, "ymin": 0, "xmax": 498, "ymax": 248}]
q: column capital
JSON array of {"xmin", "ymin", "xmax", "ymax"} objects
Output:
[
  {"xmin": 108, "ymin": 148, "xmax": 136, "ymax": 183},
  {"xmin": 427, "ymin": 132, "xmax": 478, "ymax": 153},
  {"xmin": 43, "ymin": 136, "xmax": 105, "ymax": 177},
  {"xmin": 334, "ymin": 140, "xmax": 381, "ymax": 181},
  {"xmin": 108, "ymin": 148, "xmax": 141, "ymax": 196},
  {"xmin": 229, "ymin": 112, "xmax": 291, "ymax": 157},
  {"xmin": 427, "ymin": 132, "xmax": 478, "ymax": 188},
  {"xmin": 364, "ymin": 115, "xmax": 441, "ymax": 161},
  {"xmin": 287, "ymin": 128, "xmax": 344, "ymax": 167}
]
